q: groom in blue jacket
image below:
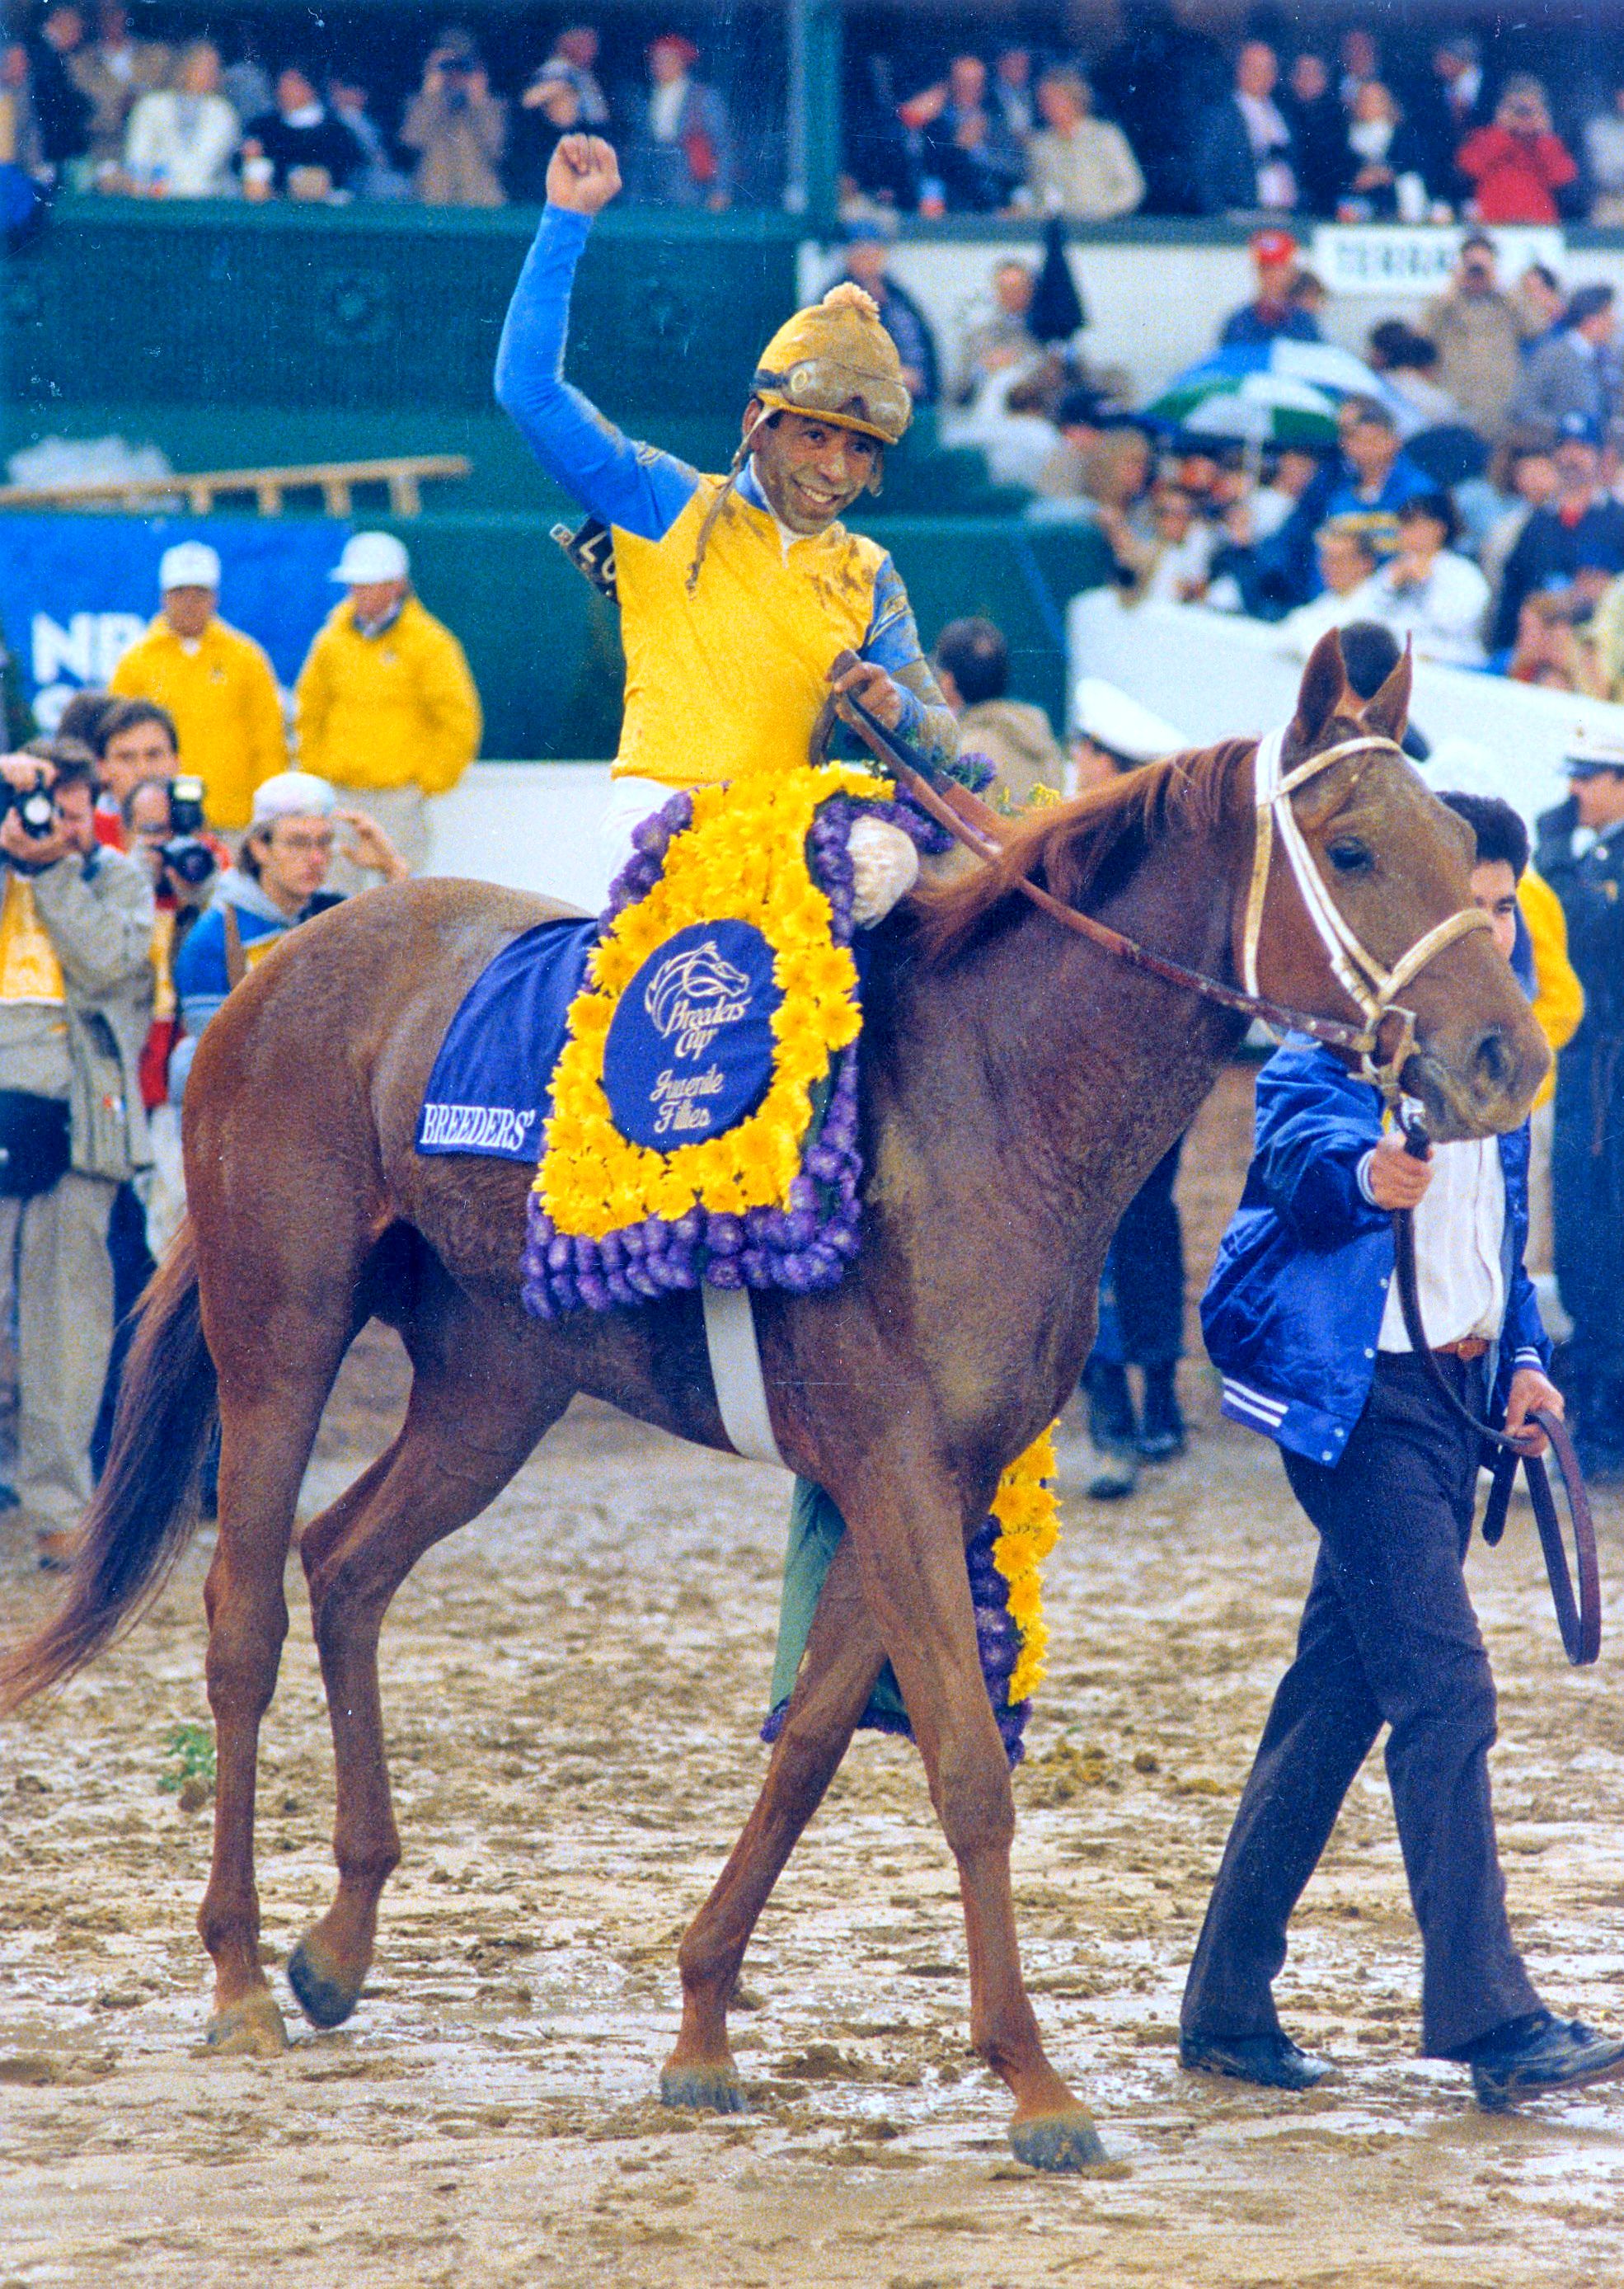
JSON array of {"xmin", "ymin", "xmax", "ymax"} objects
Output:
[{"xmin": 1183, "ymin": 791, "xmax": 1624, "ymax": 2109}]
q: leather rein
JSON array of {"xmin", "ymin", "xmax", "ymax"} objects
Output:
[{"xmin": 833, "ymin": 670, "xmax": 1599, "ymax": 1666}]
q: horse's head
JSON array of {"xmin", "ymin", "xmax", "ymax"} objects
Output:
[{"xmin": 1250, "ymin": 629, "xmax": 1548, "ymax": 1140}]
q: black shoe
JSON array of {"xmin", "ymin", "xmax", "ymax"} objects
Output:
[
  {"xmin": 1467, "ymin": 2011, "xmax": 1624, "ymax": 2109},
  {"xmin": 1179, "ymin": 2029, "xmax": 1331, "ymax": 2091},
  {"xmin": 1137, "ymin": 1365, "xmax": 1186, "ymax": 1462},
  {"xmin": 1086, "ymin": 1362, "xmax": 1138, "ymax": 1455}
]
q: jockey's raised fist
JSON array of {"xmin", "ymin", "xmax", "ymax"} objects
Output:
[{"xmin": 547, "ymin": 135, "xmax": 622, "ymax": 214}]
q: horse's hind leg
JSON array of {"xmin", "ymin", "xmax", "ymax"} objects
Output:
[
  {"xmin": 662, "ymin": 1535, "xmax": 888, "ymax": 2112},
  {"xmin": 288, "ymin": 1300, "xmax": 570, "ymax": 2032}
]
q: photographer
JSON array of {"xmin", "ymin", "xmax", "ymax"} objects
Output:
[
  {"xmin": 0, "ymin": 739, "xmax": 153, "ymax": 1568},
  {"xmin": 400, "ymin": 35, "xmax": 507, "ymax": 207}
]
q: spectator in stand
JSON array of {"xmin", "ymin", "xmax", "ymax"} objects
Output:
[
  {"xmin": 989, "ymin": 47, "xmax": 1036, "ymax": 148},
  {"xmin": 1335, "ymin": 26, "xmax": 1380, "ymax": 112},
  {"xmin": 1507, "ymin": 284, "xmax": 1621, "ymax": 436},
  {"xmin": 542, "ymin": 28, "xmax": 609, "ymax": 129},
  {"xmin": 0, "ymin": 738, "xmax": 153, "ymax": 1568},
  {"xmin": 69, "ymin": 1, "xmax": 169, "ymax": 180},
  {"xmin": 1280, "ymin": 53, "xmax": 1344, "ymax": 219},
  {"xmin": 1491, "ymin": 412, "xmax": 1624, "ymax": 652},
  {"xmin": 1030, "ymin": 385, "xmax": 1105, "ymax": 510},
  {"xmin": 399, "ymin": 34, "xmax": 506, "ymax": 208},
  {"xmin": 1415, "ymin": 31, "xmax": 1490, "ymax": 199},
  {"xmin": 1457, "ymin": 78, "xmax": 1577, "ymax": 226},
  {"xmin": 0, "ymin": 40, "xmax": 47, "ymax": 182},
  {"xmin": 900, "ymin": 54, "xmax": 1023, "ymax": 215},
  {"xmin": 952, "ymin": 259, "xmax": 1039, "ymax": 403},
  {"xmin": 1335, "ymin": 81, "xmax": 1429, "ymax": 221},
  {"xmin": 1366, "ymin": 321, "xmax": 1459, "ymax": 437},
  {"xmin": 1576, "ymin": 561, "xmax": 1624, "ymax": 703},
  {"xmin": 1137, "ymin": 482, "xmax": 1217, "ymax": 604},
  {"xmin": 294, "ymin": 532, "xmax": 481, "ymax": 885},
  {"xmin": 1219, "ymin": 228, "xmax": 1321, "ymax": 349},
  {"xmin": 242, "ymin": 63, "xmax": 364, "ymax": 200},
  {"xmin": 108, "ymin": 541, "xmax": 287, "ymax": 832},
  {"xmin": 838, "ymin": 220, "xmax": 937, "ymax": 404},
  {"xmin": 327, "ymin": 78, "xmax": 409, "ymax": 202},
  {"xmin": 1195, "ymin": 41, "xmax": 1298, "ymax": 218},
  {"xmin": 1537, "ymin": 734, "xmax": 1624, "ymax": 1478},
  {"xmin": 219, "ymin": 28, "xmax": 270, "ymax": 128},
  {"xmin": 1075, "ymin": 423, "xmax": 1154, "ymax": 564},
  {"xmin": 27, "ymin": 5, "xmax": 92, "ymax": 172},
  {"xmin": 931, "ymin": 616, "xmax": 1063, "ymax": 807},
  {"xmin": 1471, "ymin": 427, "xmax": 1561, "ymax": 591},
  {"xmin": 506, "ymin": 56, "xmax": 582, "ymax": 201},
  {"xmin": 123, "ymin": 40, "xmax": 237, "ymax": 198},
  {"xmin": 624, "ymin": 34, "xmax": 731, "ymax": 212},
  {"xmin": 1420, "ymin": 234, "xmax": 1528, "ymax": 444},
  {"xmin": 1516, "ymin": 262, "xmax": 1566, "ymax": 355},
  {"xmin": 1360, "ymin": 491, "xmax": 1490, "ymax": 666},
  {"xmin": 1584, "ymin": 85, "xmax": 1624, "ymax": 225},
  {"xmin": 1025, "ymin": 67, "xmax": 1143, "ymax": 223},
  {"xmin": 1504, "ymin": 593, "xmax": 1600, "ymax": 692},
  {"xmin": 1275, "ymin": 517, "xmax": 1380, "ymax": 650},
  {"xmin": 1264, "ymin": 397, "xmax": 1430, "ymax": 609}
]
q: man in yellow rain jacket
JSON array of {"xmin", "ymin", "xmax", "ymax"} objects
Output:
[
  {"xmin": 494, "ymin": 131, "xmax": 957, "ymax": 909},
  {"xmin": 108, "ymin": 542, "xmax": 287, "ymax": 833},
  {"xmin": 293, "ymin": 532, "xmax": 483, "ymax": 886}
]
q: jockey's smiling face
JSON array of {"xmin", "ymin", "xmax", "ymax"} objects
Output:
[{"xmin": 747, "ymin": 404, "xmax": 880, "ymax": 534}]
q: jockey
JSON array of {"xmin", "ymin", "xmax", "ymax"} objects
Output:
[{"xmin": 495, "ymin": 133, "xmax": 955, "ymax": 919}]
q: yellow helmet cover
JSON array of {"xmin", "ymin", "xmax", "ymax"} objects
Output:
[{"xmin": 751, "ymin": 283, "xmax": 913, "ymax": 446}]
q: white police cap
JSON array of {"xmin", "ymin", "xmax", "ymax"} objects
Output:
[
  {"xmin": 1072, "ymin": 678, "xmax": 1190, "ymax": 765},
  {"xmin": 1564, "ymin": 726, "xmax": 1624, "ymax": 775},
  {"xmin": 158, "ymin": 540, "xmax": 221, "ymax": 591},
  {"xmin": 331, "ymin": 531, "xmax": 410, "ymax": 585}
]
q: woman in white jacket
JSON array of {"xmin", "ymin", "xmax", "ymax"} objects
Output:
[
  {"xmin": 1362, "ymin": 490, "xmax": 1491, "ymax": 667},
  {"xmin": 124, "ymin": 42, "xmax": 239, "ymax": 197}
]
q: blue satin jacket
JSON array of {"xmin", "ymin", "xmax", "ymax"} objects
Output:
[{"xmin": 1200, "ymin": 1036, "xmax": 1549, "ymax": 1467}]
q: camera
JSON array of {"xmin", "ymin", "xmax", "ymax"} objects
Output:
[
  {"xmin": 0, "ymin": 776, "xmax": 58, "ymax": 840},
  {"xmin": 160, "ymin": 773, "xmax": 218, "ymax": 891}
]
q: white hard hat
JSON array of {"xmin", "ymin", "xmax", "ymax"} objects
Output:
[
  {"xmin": 1071, "ymin": 677, "xmax": 1189, "ymax": 765},
  {"xmin": 331, "ymin": 531, "xmax": 410, "ymax": 585},
  {"xmin": 251, "ymin": 770, "xmax": 336, "ymax": 825},
  {"xmin": 159, "ymin": 540, "xmax": 221, "ymax": 592}
]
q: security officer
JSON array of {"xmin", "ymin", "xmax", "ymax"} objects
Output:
[
  {"xmin": 1069, "ymin": 679, "xmax": 1195, "ymax": 1494},
  {"xmin": 1537, "ymin": 729, "xmax": 1624, "ymax": 1479}
]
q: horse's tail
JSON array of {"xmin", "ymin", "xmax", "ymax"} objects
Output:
[{"xmin": 0, "ymin": 1222, "xmax": 218, "ymax": 1713}]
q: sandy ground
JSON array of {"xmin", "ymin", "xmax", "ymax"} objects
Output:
[{"xmin": 3, "ymin": 1078, "xmax": 1624, "ymax": 2288}]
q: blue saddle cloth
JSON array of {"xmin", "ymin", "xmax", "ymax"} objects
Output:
[{"xmin": 416, "ymin": 917, "xmax": 598, "ymax": 1162}]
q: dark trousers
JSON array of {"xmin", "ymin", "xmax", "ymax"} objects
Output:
[
  {"xmin": 1088, "ymin": 1136, "xmax": 1185, "ymax": 1373},
  {"xmin": 1181, "ymin": 1354, "xmax": 1542, "ymax": 2057}
]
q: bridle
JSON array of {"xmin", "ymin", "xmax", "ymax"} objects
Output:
[{"xmin": 831, "ymin": 673, "xmax": 1598, "ymax": 1667}]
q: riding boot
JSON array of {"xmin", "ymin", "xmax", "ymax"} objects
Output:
[{"xmin": 1138, "ymin": 1363, "xmax": 1187, "ymax": 1462}]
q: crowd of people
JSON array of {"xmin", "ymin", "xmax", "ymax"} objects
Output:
[
  {"xmin": 2, "ymin": 4, "xmax": 738, "ymax": 207},
  {"xmin": 0, "ymin": 531, "xmax": 480, "ymax": 1563}
]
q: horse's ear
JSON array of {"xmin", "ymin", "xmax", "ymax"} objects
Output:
[
  {"xmin": 1288, "ymin": 629, "xmax": 1348, "ymax": 753},
  {"xmin": 1360, "ymin": 642, "xmax": 1413, "ymax": 746}
]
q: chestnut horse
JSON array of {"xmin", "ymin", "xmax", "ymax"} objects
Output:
[{"xmin": 2, "ymin": 637, "xmax": 1546, "ymax": 2170}]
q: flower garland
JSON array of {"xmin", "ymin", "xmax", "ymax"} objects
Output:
[{"xmin": 524, "ymin": 764, "xmax": 885, "ymax": 1316}]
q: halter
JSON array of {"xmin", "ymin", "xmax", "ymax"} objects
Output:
[{"xmin": 1242, "ymin": 725, "xmax": 1491, "ymax": 1103}]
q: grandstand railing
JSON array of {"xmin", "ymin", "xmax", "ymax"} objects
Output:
[{"xmin": 0, "ymin": 455, "xmax": 472, "ymax": 517}]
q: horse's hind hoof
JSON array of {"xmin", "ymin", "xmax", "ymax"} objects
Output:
[
  {"xmin": 287, "ymin": 1938, "xmax": 362, "ymax": 2030},
  {"xmin": 659, "ymin": 2061, "xmax": 748, "ymax": 2114},
  {"xmin": 205, "ymin": 1992, "xmax": 289, "ymax": 2057},
  {"xmin": 1008, "ymin": 2108, "xmax": 1110, "ymax": 2173}
]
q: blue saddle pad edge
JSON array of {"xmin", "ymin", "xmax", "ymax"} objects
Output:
[{"xmin": 416, "ymin": 916, "xmax": 598, "ymax": 1163}]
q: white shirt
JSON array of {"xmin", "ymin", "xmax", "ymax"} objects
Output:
[
  {"xmin": 1362, "ymin": 551, "xmax": 1490, "ymax": 667},
  {"xmin": 1235, "ymin": 90, "xmax": 1296, "ymax": 209},
  {"xmin": 650, "ymin": 75, "xmax": 688, "ymax": 143},
  {"xmin": 1374, "ymin": 1137, "xmax": 1504, "ymax": 1351}
]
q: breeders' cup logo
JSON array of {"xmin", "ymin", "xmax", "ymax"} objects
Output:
[{"xmin": 644, "ymin": 939, "xmax": 753, "ymax": 1059}]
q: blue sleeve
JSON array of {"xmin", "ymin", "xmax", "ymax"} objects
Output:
[
  {"xmin": 494, "ymin": 205, "xmax": 701, "ymax": 539},
  {"xmin": 171, "ymin": 910, "xmax": 229, "ymax": 1040},
  {"xmin": 1504, "ymin": 1261, "xmax": 1550, "ymax": 1369},
  {"xmin": 1251, "ymin": 1047, "xmax": 1389, "ymax": 1251},
  {"xmin": 862, "ymin": 556, "xmax": 927, "ymax": 740}
]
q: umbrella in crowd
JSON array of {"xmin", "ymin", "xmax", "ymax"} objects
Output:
[{"xmin": 1148, "ymin": 339, "xmax": 1409, "ymax": 444}]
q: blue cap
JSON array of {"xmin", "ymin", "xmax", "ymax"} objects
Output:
[{"xmin": 1556, "ymin": 411, "xmax": 1603, "ymax": 448}]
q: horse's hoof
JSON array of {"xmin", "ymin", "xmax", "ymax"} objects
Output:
[
  {"xmin": 287, "ymin": 1938, "xmax": 362, "ymax": 2030},
  {"xmin": 659, "ymin": 2060, "xmax": 748, "ymax": 2115},
  {"xmin": 205, "ymin": 1992, "xmax": 289, "ymax": 2057},
  {"xmin": 1008, "ymin": 2108, "xmax": 1110, "ymax": 2173}
]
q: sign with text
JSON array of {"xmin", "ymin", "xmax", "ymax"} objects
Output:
[
  {"xmin": 1310, "ymin": 225, "xmax": 1566, "ymax": 299},
  {"xmin": 0, "ymin": 515, "xmax": 349, "ymax": 732}
]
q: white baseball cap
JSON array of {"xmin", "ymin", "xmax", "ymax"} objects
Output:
[
  {"xmin": 1071, "ymin": 678, "xmax": 1189, "ymax": 766},
  {"xmin": 159, "ymin": 540, "xmax": 221, "ymax": 592},
  {"xmin": 251, "ymin": 771, "xmax": 337, "ymax": 825},
  {"xmin": 331, "ymin": 531, "xmax": 410, "ymax": 585}
]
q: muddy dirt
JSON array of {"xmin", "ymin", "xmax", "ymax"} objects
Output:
[{"xmin": 4, "ymin": 1077, "xmax": 1624, "ymax": 2287}]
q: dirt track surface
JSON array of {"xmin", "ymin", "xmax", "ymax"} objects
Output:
[{"xmin": 2, "ymin": 1315, "xmax": 1624, "ymax": 2289}]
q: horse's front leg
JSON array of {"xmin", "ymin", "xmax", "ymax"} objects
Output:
[
  {"xmin": 662, "ymin": 1534, "xmax": 887, "ymax": 2111},
  {"xmin": 836, "ymin": 1452, "xmax": 1106, "ymax": 2173}
]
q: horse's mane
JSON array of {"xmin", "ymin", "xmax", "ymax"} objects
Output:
[{"xmin": 916, "ymin": 737, "xmax": 1256, "ymax": 966}]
